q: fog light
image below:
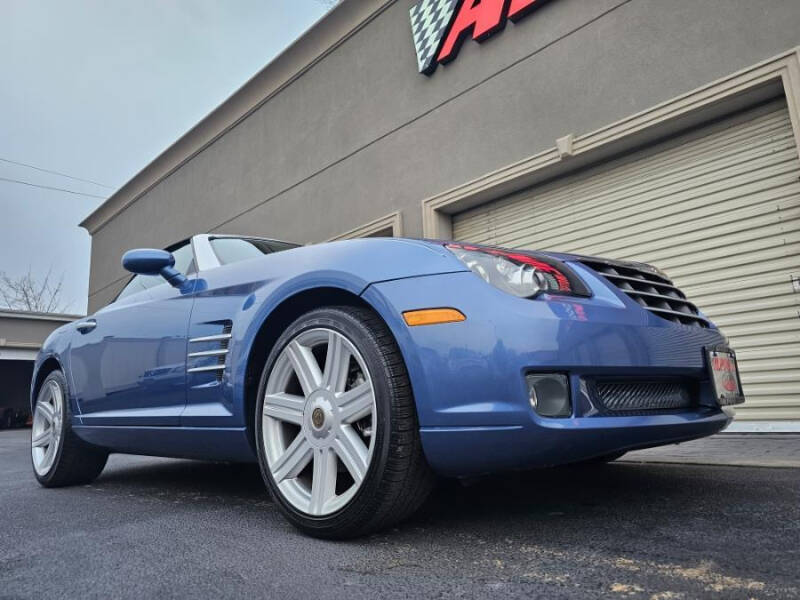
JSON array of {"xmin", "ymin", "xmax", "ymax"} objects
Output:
[{"xmin": 527, "ymin": 374, "xmax": 571, "ymax": 418}]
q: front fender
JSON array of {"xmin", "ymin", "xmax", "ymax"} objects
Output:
[
  {"xmin": 29, "ymin": 323, "xmax": 78, "ymax": 418},
  {"xmin": 221, "ymin": 238, "xmax": 466, "ymax": 383}
]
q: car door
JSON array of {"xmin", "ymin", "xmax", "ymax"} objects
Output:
[
  {"xmin": 69, "ymin": 242, "xmax": 197, "ymax": 426},
  {"xmin": 181, "ymin": 236, "xmax": 295, "ymax": 427}
]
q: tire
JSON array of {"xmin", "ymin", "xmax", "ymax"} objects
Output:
[
  {"xmin": 31, "ymin": 370, "xmax": 108, "ymax": 487},
  {"xmin": 255, "ymin": 306, "xmax": 434, "ymax": 539}
]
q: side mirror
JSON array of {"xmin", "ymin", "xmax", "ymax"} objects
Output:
[{"xmin": 122, "ymin": 249, "xmax": 187, "ymax": 288}]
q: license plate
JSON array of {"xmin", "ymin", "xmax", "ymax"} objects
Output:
[{"xmin": 707, "ymin": 349, "xmax": 745, "ymax": 406}]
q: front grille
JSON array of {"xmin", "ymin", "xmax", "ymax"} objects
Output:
[
  {"xmin": 593, "ymin": 381, "xmax": 694, "ymax": 413},
  {"xmin": 580, "ymin": 259, "xmax": 709, "ymax": 328}
]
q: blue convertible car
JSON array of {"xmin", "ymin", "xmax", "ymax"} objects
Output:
[{"xmin": 30, "ymin": 234, "xmax": 744, "ymax": 537}]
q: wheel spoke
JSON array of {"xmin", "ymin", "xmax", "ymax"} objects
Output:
[
  {"xmin": 285, "ymin": 341, "xmax": 323, "ymax": 397},
  {"xmin": 36, "ymin": 401, "xmax": 55, "ymax": 423},
  {"xmin": 49, "ymin": 381, "xmax": 62, "ymax": 408},
  {"xmin": 322, "ymin": 331, "xmax": 351, "ymax": 393},
  {"xmin": 263, "ymin": 393, "xmax": 305, "ymax": 425},
  {"xmin": 31, "ymin": 429, "xmax": 52, "ymax": 448},
  {"xmin": 334, "ymin": 425, "xmax": 369, "ymax": 484},
  {"xmin": 336, "ymin": 382, "xmax": 373, "ymax": 424},
  {"xmin": 309, "ymin": 447, "xmax": 337, "ymax": 515},
  {"xmin": 271, "ymin": 433, "xmax": 313, "ymax": 482},
  {"xmin": 41, "ymin": 438, "xmax": 57, "ymax": 467}
]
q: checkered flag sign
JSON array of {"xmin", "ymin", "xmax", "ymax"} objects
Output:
[{"xmin": 409, "ymin": 0, "xmax": 460, "ymax": 74}]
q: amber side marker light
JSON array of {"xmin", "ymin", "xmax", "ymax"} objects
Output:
[{"xmin": 402, "ymin": 308, "xmax": 466, "ymax": 327}]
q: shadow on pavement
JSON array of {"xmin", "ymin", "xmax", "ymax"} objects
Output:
[
  {"xmin": 94, "ymin": 457, "xmax": 268, "ymax": 500},
  {"xmin": 91, "ymin": 454, "xmax": 781, "ymax": 533}
]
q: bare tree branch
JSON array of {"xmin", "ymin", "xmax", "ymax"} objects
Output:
[
  {"xmin": 0, "ymin": 267, "xmax": 68, "ymax": 313},
  {"xmin": 0, "ymin": 278, "xmax": 15, "ymax": 310}
]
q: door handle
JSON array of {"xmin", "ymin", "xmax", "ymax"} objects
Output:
[{"xmin": 76, "ymin": 319, "xmax": 97, "ymax": 334}]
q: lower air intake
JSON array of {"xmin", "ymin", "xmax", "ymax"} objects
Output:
[{"xmin": 593, "ymin": 381, "xmax": 693, "ymax": 413}]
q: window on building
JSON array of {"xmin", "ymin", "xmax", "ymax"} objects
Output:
[{"xmin": 365, "ymin": 226, "xmax": 394, "ymax": 238}]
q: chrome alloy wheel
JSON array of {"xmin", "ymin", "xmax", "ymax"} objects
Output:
[
  {"xmin": 262, "ymin": 328, "xmax": 377, "ymax": 517},
  {"xmin": 31, "ymin": 379, "xmax": 63, "ymax": 476}
]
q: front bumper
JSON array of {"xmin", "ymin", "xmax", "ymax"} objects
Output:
[
  {"xmin": 419, "ymin": 410, "xmax": 730, "ymax": 476},
  {"xmin": 363, "ymin": 268, "xmax": 733, "ymax": 477}
]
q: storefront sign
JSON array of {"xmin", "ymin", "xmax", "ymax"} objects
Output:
[{"xmin": 410, "ymin": 0, "xmax": 548, "ymax": 75}]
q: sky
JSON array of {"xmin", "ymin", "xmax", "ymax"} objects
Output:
[{"xmin": 0, "ymin": 0, "xmax": 330, "ymax": 315}]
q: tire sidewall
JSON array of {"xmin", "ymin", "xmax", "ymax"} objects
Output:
[{"xmin": 255, "ymin": 308, "xmax": 395, "ymax": 535}]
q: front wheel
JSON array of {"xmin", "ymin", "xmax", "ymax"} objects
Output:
[{"xmin": 255, "ymin": 306, "xmax": 433, "ymax": 539}]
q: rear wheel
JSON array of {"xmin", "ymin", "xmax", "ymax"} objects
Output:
[
  {"xmin": 255, "ymin": 306, "xmax": 433, "ymax": 539},
  {"xmin": 31, "ymin": 370, "xmax": 108, "ymax": 487}
]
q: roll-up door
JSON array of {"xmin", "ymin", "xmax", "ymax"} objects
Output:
[{"xmin": 453, "ymin": 100, "xmax": 800, "ymax": 421}]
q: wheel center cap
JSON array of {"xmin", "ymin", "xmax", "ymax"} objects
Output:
[
  {"xmin": 305, "ymin": 392, "xmax": 336, "ymax": 443},
  {"xmin": 311, "ymin": 407, "xmax": 325, "ymax": 429}
]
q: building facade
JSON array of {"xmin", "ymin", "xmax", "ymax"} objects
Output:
[
  {"xmin": 0, "ymin": 311, "xmax": 78, "ymax": 427},
  {"xmin": 81, "ymin": 0, "xmax": 800, "ymax": 423}
]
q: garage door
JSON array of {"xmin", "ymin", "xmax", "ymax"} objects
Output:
[{"xmin": 453, "ymin": 100, "xmax": 800, "ymax": 421}]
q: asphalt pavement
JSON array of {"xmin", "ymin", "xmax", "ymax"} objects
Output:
[
  {"xmin": 1, "ymin": 428, "xmax": 798, "ymax": 599},
  {"xmin": 622, "ymin": 433, "xmax": 800, "ymax": 468}
]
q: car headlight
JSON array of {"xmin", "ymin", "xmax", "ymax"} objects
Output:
[{"xmin": 446, "ymin": 243, "xmax": 588, "ymax": 298}]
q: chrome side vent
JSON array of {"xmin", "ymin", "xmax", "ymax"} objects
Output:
[{"xmin": 188, "ymin": 321, "xmax": 232, "ymax": 380}]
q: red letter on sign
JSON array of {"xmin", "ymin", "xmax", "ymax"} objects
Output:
[
  {"xmin": 508, "ymin": 0, "xmax": 539, "ymax": 21},
  {"xmin": 437, "ymin": 0, "xmax": 508, "ymax": 65}
]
